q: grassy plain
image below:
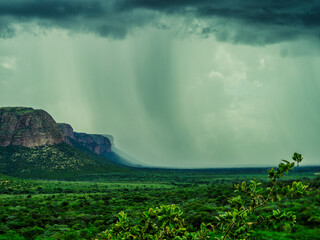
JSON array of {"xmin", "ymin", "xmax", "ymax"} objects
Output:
[{"xmin": 0, "ymin": 167, "xmax": 320, "ymax": 239}]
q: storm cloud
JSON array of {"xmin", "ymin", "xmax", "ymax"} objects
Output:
[
  {"xmin": 0, "ymin": 0, "xmax": 320, "ymax": 44},
  {"xmin": 1, "ymin": 1, "xmax": 320, "ymax": 168}
]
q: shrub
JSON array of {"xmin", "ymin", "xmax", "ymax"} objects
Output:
[{"xmin": 97, "ymin": 153, "xmax": 308, "ymax": 240}]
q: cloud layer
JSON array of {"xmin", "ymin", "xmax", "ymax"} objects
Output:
[
  {"xmin": 1, "ymin": 0, "xmax": 320, "ymax": 44},
  {"xmin": 1, "ymin": 2, "xmax": 320, "ymax": 167}
]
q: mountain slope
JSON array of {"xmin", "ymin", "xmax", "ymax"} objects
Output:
[
  {"xmin": 0, "ymin": 107, "xmax": 125, "ymax": 179},
  {"xmin": 0, "ymin": 142, "xmax": 123, "ymax": 179},
  {"xmin": 58, "ymin": 123, "xmax": 112, "ymax": 155},
  {"xmin": 58, "ymin": 123, "xmax": 144, "ymax": 167}
]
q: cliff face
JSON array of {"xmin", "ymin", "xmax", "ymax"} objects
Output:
[
  {"xmin": 0, "ymin": 107, "xmax": 65, "ymax": 147},
  {"xmin": 0, "ymin": 107, "xmax": 138, "ymax": 172},
  {"xmin": 58, "ymin": 123, "xmax": 112, "ymax": 155},
  {"xmin": 57, "ymin": 123, "xmax": 75, "ymax": 145},
  {"xmin": 74, "ymin": 133, "xmax": 112, "ymax": 155}
]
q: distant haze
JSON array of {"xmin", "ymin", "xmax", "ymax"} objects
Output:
[{"xmin": 1, "ymin": 0, "xmax": 320, "ymax": 167}]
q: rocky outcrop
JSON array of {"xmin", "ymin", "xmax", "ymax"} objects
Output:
[
  {"xmin": 0, "ymin": 107, "xmax": 65, "ymax": 147},
  {"xmin": 74, "ymin": 133, "xmax": 112, "ymax": 155},
  {"xmin": 58, "ymin": 123, "xmax": 112, "ymax": 155},
  {"xmin": 58, "ymin": 123, "xmax": 141, "ymax": 166},
  {"xmin": 103, "ymin": 134, "xmax": 114, "ymax": 147},
  {"xmin": 57, "ymin": 123, "xmax": 75, "ymax": 145}
]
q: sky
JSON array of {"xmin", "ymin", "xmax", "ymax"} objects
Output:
[{"xmin": 0, "ymin": 0, "xmax": 320, "ymax": 167}]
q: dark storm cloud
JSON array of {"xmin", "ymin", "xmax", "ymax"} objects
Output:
[
  {"xmin": 0, "ymin": 1, "xmax": 105, "ymax": 19},
  {"xmin": 1, "ymin": 0, "xmax": 320, "ymax": 43},
  {"xmin": 0, "ymin": 0, "xmax": 154, "ymax": 39}
]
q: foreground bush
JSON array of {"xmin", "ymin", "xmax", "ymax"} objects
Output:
[{"xmin": 97, "ymin": 153, "xmax": 308, "ymax": 239}]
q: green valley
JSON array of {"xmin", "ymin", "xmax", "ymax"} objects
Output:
[{"xmin": 0, "ymin": 163, "xmax": 319, "ymax": 239}]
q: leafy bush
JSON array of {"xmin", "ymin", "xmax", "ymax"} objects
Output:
[{"xmin": 97, "ymin": 153, "xmax": 308, "ymax": 239}]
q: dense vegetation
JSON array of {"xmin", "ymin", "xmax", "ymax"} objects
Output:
[
  {"xmin": 97, "ymin": 153, "xmax": 310, "ymax": 239},
  {"xmin": 0, "ymin": 154, "xmax": 319, "ymax": 239},
  {"xmin": 0, "ymin": 107, "xmax": 35, "ymax": 115},
  {"xmin": 0, "ymin": 143, "xmax": 123, "ymax": 179}
]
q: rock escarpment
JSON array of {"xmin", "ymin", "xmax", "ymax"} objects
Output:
[
  {"xmin": 0, "ymin": 107, "xmax": 65, "ymax": 147},
  {"xmin": 58, "ymin": 123, "xmax": 140, "ymax": 167},
  {"xmin": 58, "ymin": 123, "xmax": 112, "ymax": 155},
  {"xmin": 0, "ymin": 106, "xmax": 139, "ymax": 172},
  {"xmin": 57, "ymin": 123, "xmax": 75, "ymax": 145}
]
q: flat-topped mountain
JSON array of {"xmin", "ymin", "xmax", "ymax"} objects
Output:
[
  {"xmin": 0, "ymin": 107, "xmax": 125, "ymax": 178},
  {"xmin": 58, "ymin": 123, "xmax": 112, "ymax": 155},
  {"xmin": 0, "ymin": 107, "xmax": 65, "ymax": 147},
  {"xmin": 58, "ymin": 123, "xmax": 143, "ymax": 167},
  {"xmin": 0, "ymin": 107, "xmax": 144, "ymax": 178}
]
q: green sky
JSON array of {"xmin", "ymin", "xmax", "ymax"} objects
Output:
[{"xmin": 1, "ymin": 1, "xmax": 320, "ymax": 167}]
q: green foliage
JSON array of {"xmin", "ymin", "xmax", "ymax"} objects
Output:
[
  {"xmin": 0, "ymin": 143, "xmax": 122, "ymax": 179},
  {"xmin": 0, "ymin": 153, "xmax": 318, "ymax": 239},
  {"xmin": 98, "ymin": 205, "xmax": 211, "ymax": 240},
  {"xmin": 0, "ymin": 107, "xmax": 35, "ymax": 116},
  {"xmin": 97, "ymin": 153, "xmax": 309, "ymax": 240},
  {"xmin": 0, "ymin": 230, "xmax": 25, "ymax": 240}
]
